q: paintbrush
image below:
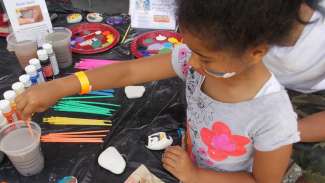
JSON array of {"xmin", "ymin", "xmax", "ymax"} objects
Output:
[{"xmin": 121, "ymin": 24, "xmax": 131, "ymax": 44}]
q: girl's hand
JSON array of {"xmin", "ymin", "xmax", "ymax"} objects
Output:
[
  {"xmin": 162, "ymin": 146, "xmax": 198, "ymax": 183},
  {"xmin": 15, "ymin": 81, "xmax": 65, "ymax": 120}
]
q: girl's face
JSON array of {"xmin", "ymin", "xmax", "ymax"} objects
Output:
[{"xmin": 181, "ymin": 30, "xmax": 268, "ymax": 79}]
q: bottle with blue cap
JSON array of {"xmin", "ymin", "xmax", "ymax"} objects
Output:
[
  {"xmin": 25, "ymin": 65, "xmax": 39, "ymax": 85},
  {"xmin": 29, "ymin": 58, "xmax": 45, "ymax": 83}
]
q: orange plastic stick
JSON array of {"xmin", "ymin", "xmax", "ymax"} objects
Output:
[{"xmin": 41, "ymin": 139, "xmax": 103, "ymax": 143}]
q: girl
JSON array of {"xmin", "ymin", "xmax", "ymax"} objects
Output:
[{"xmin": 16, "ymin": 1, "xmax": 302, "ymax": 182}]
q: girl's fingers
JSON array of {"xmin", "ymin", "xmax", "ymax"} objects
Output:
[
  {"xmin": 15, "ymin": 98, "xmax": 27, "ymax": 114},
  {"xmin": 21, "ymin": 104, "xmax": 35, "ymax": 120},
  {"xmin": 162, "ymin": 154, "xmax": 177, "ymax": 169},
  {"xmin": 165, "ymin": 146, "xmax": 183, "ymax": 156},
  {"xmin": 164, "ymin": 151, "xmax": 179, "ymax": 162}
]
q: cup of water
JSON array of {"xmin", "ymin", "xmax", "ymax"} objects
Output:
[
  {"xmin": 45, "ymin": 27, "xmax": 73, "ymax": 69},
  {"xmin": 0, "ymin": 121, "xmax": 44, "ymax": 176}
]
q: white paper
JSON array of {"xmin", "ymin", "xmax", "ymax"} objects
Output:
[
  {"xmin": 3, "ymin": 0, "xmax": 53, "ymax": 43},
  {"xmin": 129, "ymin": 0, "xmax": 176, "ymax": 30}
]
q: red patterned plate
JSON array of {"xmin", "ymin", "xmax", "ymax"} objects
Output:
[
  {"xmin": 69, "ymin": 23, "xmax": 120, "ymax": 54},
  {"xmin": 131, "ymin": 30, "xmax": 182, "ymax": 58}
]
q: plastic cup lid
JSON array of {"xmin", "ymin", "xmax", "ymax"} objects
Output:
[
  {"xmin": 3, "ymin": 90, "xmax": 16, "ymax": 102},
  {"xmin": 0, "ymin": 100, "xmax": 11, "ymax": 113}
]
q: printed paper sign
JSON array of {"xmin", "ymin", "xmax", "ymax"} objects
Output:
[
  {"xmin": 3, "ymin": 0, "xmax": 52, "ymax": 43},
  {"xmin": 129, "ymin": 0, "xmax": 176, "ymax": 30}
]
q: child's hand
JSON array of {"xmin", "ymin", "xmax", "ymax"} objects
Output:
[
  {"xmin": 162, "ymin": 146, "xmax": 198, "ymax": 183},
  {"xmin": 15, "ymin": 81, "xmax": 64, "ymax": 120}
]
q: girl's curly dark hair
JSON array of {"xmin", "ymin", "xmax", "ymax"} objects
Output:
[{"xmin": 176, "ymin": 0, "xmax": 314, "ymax": 53}]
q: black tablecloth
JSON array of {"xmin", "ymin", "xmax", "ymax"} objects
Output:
[{"xmin": 0, "ymin": 3, "xmax": 186, "ymax": 183}]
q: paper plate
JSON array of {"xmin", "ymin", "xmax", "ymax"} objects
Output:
[
  {"xmin": 131, "ymin": 30, "xmax": 182, "ymax": 58},
  {"xmin": 69, "ymin": 23, "xmax": 120, "ymax": 54}
]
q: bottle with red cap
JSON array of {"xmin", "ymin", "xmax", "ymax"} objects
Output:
[
  {"xmin": 42, "ymin": 43, "xmax": 59, "ymax": 77},
  {"xmin": 37, "ymin": 49, "xmax": 54, "ymax": 81}
]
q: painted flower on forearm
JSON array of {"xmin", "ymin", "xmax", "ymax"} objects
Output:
[{"xmin": 200, "ymin": 122, "xmax": 250, "ymax": 161}]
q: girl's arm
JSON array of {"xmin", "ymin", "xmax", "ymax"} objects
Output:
[
  {"xmin": 16, "ymin": 53, "xmax": 176, "ymax": 119},
  {"xmin": 163, "ymin": 145, "xmax": 292, "ymax": 183}
]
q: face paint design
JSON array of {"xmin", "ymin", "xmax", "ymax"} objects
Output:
[{"xmin": 204, "ymin": 68, "xmax": 236, "ymax": 79}]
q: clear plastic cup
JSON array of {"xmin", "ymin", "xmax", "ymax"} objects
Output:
[
  {"xmin": 6, "ymin": 33, "xmax": 38, "ymax": 69},
  {"xmin": 45, "ymin": 27, "xmax": 73, "ymax": 69},
  {"xmin": 0, "ymin": 121, "xmax": 44, "ymax": 176}
]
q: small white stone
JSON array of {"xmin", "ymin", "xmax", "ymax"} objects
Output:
[{"xmin": 125, "ymin": 86, "xmax": 145, "ymax": 99}]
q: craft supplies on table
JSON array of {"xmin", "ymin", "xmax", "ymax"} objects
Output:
[
  {"xmin": 6, "ymin": 33, "xmax": 38, "ymax": 69},
  {"xmin": 45, "ymin": 27, "xmax": 73, "ymax": 69},
  {"xmin": 41, "ymin": 130, "xmax": 109, "ymax": 143},
  {"xmin": 69, "ymin": 23, "xmax": 120, "ymax": 54},
  {"xmin": 43, "ymin": 117, "xmax": 112, "ymax": 126},
  {"xmin": 0, "ymin": 121, "xmax": 44, "ymax": 176},
  {"xmin": 74, "ymin": 59, "xmax": 121, "ymax": 70},
  {"xmin": 58, "ymin": 176, "xmax": 78, "ymax": 183},
  {"xmin": 105, "ymin": 15, "xmax": 128, "ymax": 26},
  {"xmin": 66, "ymin": 13, "xmax": 82, "ymax": 24},
  {"xmin": 51, "ymin": 90, "xmax": 120, "ymax": 116},
  {"xmin": 86, "ymin": 13, "xmax": 103, "ymax": 23},
  {"xmin": 42, "ymin": 43, "xmax": 60, "ymax": 76},
  {"xmin": 37, "ymin": 49, "xmax": 54, "ymax": 81},
  {"xmin": 29, "ymin": 58, "xmax": 45, "ymax": 83},
  {"xmin": 131, "ymin": 30, "xmax": 182, "ymax": 58}
]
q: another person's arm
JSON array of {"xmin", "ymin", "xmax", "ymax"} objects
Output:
[
  {"xmin": 16, "ymin": 53, "xmax": 176, "ymax": 119},
  {"xmin": 299, "ymin": 111, "xmax": 325, "ymax": 142}
]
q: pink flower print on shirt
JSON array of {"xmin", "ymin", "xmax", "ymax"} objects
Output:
[
  {"xmin": 182, "ymin": 63, "xmax": 190, "ymax": 76},
  {"xmin": 178, "ymin": 47, "xmax": 189, "ymax": 60},
  {"xmin": 200, "ymin": 122, "xmax": 250, "ymax": 161}
]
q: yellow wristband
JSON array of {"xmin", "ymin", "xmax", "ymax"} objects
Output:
[{"xmin": 75, "ymin": 71, "xmax": 92, "ymax": 95}]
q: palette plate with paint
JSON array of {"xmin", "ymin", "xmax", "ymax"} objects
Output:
[
  {"xmin": 131, "ymin": 30, "xmax": 182, "ymax": 58},
  {"xmin": 69, "ymin": 23, "xmax": 120, "ymax": 54}
]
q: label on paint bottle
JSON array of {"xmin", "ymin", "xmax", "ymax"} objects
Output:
[
  {"xmin": 42, "ymin": 65, "xmax": 54, "ymax": 79},
  {"xmin": 4, "ymin": 111, "xmax": 15, "ymax": 123},
  {"xmin": 49, "ymin": 55, "xmax": 59, "ymax": 76},
  {"xmin": 37, "ymin": 68, "xmax": 45, "ymax": 83}
]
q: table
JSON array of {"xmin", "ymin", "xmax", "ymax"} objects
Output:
[{"xmin": 0, "ymin": 3, "xmax": 185, "ymax": 183}]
